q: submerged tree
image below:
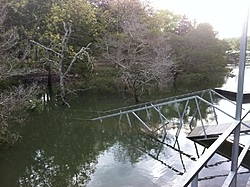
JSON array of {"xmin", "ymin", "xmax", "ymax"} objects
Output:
[
  {"xmin": 0, "ymin": 84, "xmax": 40, "ymax": 146},
  {"xmin": 31, "ymin": 22, "xmax": 92, "ymax": 106},
  {"xmin": 97, "ymin": 0, "xmax": 175, "ymax": 102},
  {"xmin": 0, "ymin": 4, "xmax": 41, "ymax": 146}
]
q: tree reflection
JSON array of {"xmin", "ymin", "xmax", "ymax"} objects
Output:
[
  {"xmin": 19, "ymin": 149, "xmax": 60, "ymax": 186},
  {"xmin": 15, "ymin": 105, "xmax": 117, "ymax": 186},
  {"xmin": 109, "ymin": 128, "xmax": 200, "ymax": 176},
  {"xmin": 0, "ymin": 90, "xmax": 227, "ymax": 186}
]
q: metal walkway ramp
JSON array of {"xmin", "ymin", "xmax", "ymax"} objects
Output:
[
  {"xmin": 92, "ymin": 89, "xmax": 238, "ymax": 135},
  {"xmin": 92, "ymin": 89, "xmax": 250, "ymax": 187}
]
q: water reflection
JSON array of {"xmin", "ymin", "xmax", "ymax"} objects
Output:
[
  {"xmin": 0, "ymin": 98, "xmax": 210, "ymax": 187},
  {"xmin": 19, "ymin": 150, "xmax": 60, "ymax": 187},
  {"xmin": 86, "ymin": 120, "xmax": 206, "ymax": 187},
  {"xmin": 2, "ymin": 67, "xmax": 250, "ymax": 186}
]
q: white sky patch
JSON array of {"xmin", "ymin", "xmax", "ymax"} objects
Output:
[{"xmin": 149, "ymin": 0, "xmax": 250, "ymax": 38}]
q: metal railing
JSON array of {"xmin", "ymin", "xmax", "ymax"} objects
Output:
[
  {"xmin": 173, "ymin": 110, "xmax": 250, "ymax": 187},
  {"xmin": 92, "ymin": 89, "xmax": 248, "ymax": 137},
  {"xmin": 91, "ymin": 89, "xmax": 250, "ymax": 186}
]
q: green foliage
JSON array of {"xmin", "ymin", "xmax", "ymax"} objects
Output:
[
  {"xmin": 2, "ymin": 0, "xmax": 233, "ymax": 98},
  {"xmin": 0, "ymin": 77, "xmax": 22, "ymax": 89},
  {"xmin": 225, "ymin": 37, "xmax": 250, "ymax": 51},
  {"xmin": 153, "ymin": 10, "xmax": 181, "ymax": 33},
  {"xmin": 174, "ymin": 14, "xmax": 195, "ymax": 35},
  {"xmin": 170, "ymin": 23, "xmax": 230, "ymax": 83},
  {"xmin": 0, "ymin": 125, "xmax": 20, "ymax": 147},
  {"xmin": 225, "ymin": 37, "xmax": 241, "ymax": 51},
  {"xmin": 86, "ymin": 66, "xmax": 122, "ymax": 93}
]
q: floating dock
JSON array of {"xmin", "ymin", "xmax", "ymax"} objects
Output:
[
  {"xmin": 187, "ymin": 121, "xmax": 250, "ymax": 170},
  {"xmin": 187, "ymin": 122, "xmax": 250, "ymax": 139}
]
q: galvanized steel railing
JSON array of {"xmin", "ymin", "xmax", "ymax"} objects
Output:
[
  {"xmin": 92, "ymin": 89, "xmax": 248, "ymax": 138},
  {"xmin": 91, "ymin": 89, "xmax": 250, "ymax": 186}
]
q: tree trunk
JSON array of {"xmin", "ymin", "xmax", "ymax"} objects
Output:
[
  {"xmin": 134, "ymin": 88, "xmax": 139, "ymax": 103},
  {"xmin": 59, "ymin": 73, "xmax": 66, "ymax": 103},
  {"xmin": 47, "ymin": 64, "xmax": 54, "ymax": 103}
]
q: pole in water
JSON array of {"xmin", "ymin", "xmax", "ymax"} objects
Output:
[{"xmin": 231, "ymin": 2, "xmax": 249, "ymax": 186}]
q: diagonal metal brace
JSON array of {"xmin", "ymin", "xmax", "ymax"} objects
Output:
[{"xmin": 132, "ymin": 111, "xmax": 152, "ymax": 131}]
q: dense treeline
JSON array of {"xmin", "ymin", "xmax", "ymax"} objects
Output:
[
  {"xmin": 1, "ymin": 0, "xmax": 230, "ymax": 95},
  {"xmin": 0, "ymin": 0, "xmax": 231, "ymax": 145}
]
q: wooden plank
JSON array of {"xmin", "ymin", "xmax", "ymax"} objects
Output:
[{"xmin": 187, "ymin": 121, "xmax": 250, "ymax": 139}]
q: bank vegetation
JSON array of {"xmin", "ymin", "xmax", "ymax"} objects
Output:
[{"xmin": 0, "ymin": 0, "xmax": 232, "ymax": 146}]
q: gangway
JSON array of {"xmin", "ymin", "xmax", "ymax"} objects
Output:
[
  {"xmin": 92, "ymin": 88, "xmax": 250, "ymax": 186},
  {"xmin": 92, "ymin": 89, "xmax": 250, "ymax": 138},
  {"xmin": 92, "ymin": 89, "xmax": 240, "ymax": 134}
]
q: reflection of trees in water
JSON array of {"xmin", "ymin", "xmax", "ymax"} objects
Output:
[
  {"xmin": 16, "ymin": 108, "xmax": 118, "ymax": 186},
  {"xmin": 102, "ymin": 92, "xmax": 223, "ymax": 176},
  {"xmin": 12, "ymin": 91, "xmax": 226, "ymax": 186},
  {"xmin": 110, "ymin": 127, "xmax": 199, "ymax": 176},
  {"xmin": 19, "ymin": 149, "xmax": 60, "ymax": 186},
  {"xmin": 118, "ymin": 94, "xmax": 222, "ymax": 138},
  {"xmin": 18, "ymin": 149, "xmax": 98, "ymax": 186}
]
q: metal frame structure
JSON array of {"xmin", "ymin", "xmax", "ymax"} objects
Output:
[
  {"xmin": 92, "ymin": 88, "xmax": 250, "ymax": 186},
  {"xmin": 92, "ymin": 89, "xmax": 249, "ymax": 134}
]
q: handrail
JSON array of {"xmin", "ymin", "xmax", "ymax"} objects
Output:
[
  {"xmin": 172, "ymin": 120, "xmax": 241, "ymax": 187},
  {"xmin": 173, "ymin": 110, "xmax": 250, "ymax": 187},
  {"xmin": 90, "ymin": 89, "xmax": 250, "ymax": 186},
  {"xmin": 92, "ymin": 89, "xmax": 236, "ymax": 121},
  {"xmin": 91, "ymin": 95, "xmax": 198, "ymax": 121},
  {"xmin": 100, "ymin": 89, "xmax": 213, "ymax": 114},
  {"xmin": 91, "ymin": 89, "xmax": 246, "ymax": 140}
]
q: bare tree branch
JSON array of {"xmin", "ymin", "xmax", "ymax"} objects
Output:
[
  {"xmin": 64, "ymin": 43, "xmax": 92, "ymax": 76},
  {"xmin": 30, "ymin": 40, "xmax": 61, "ymax": 56},
  {"xmin": 30, "ymin": 21, "xmax": 93, "ymax": 106},
  {"xmin": 99, "ymin": 6, "xmax": 175, "ymax": 102}
]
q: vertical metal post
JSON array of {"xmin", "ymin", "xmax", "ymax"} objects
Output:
[
  {"xmin": 209, "ymin": 90, "xmax": 218, "ymax": 124},
  {"xmin": 118, "ymin": 110, "xmax": 123, "ymax": 126},
  {"xmin": 174, "ymin": 100, "xmax": 189, "ymax": 146},
  {"xmin": 231, "ymin": 3, "xmax": 249, "ymax": 187},
  {"xmin": 157, "ymin": 106, "xmax": 167, "ymax": 134},
  {"xmin": 191, "ymin": 174, "xmax": 198, "ymax": 187},
  {"xmin": 126, "ymin": 113, "xmax": 132, "ymax": 128},
  {"xmin": 145, "ymin": 105, "xmax": 151, "ymax": 120},
  {"xmin": 194, "ymin": 98, "xmax": 207, "ymax": 138}
]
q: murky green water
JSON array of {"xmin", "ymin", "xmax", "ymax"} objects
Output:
[{"xmin": 1, "ymin": 67, "xmax": 250, "ymax": 187}]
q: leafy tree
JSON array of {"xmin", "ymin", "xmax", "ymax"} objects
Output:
[
  {"xmin": 0, "ymin": 3, "xmax": 19, "ymax": 75},
  {"xmin": 5, "ymin": 0, "xmax": 54, "ymax": 64},
  {"xmin": 153, "ymin": 9, "xmax": 182, "ymax": 33},
  {"xmin": 31, "ymin": 22, "xmax": 93, "ymax": 106},
  {"xmin": 0, "ymin": 3, "xmax": 41, "ymax": 146},
  {"xmin": 225, "ymin": 37, "xmax": 240, "ymax": 51},
  {"xmin": 5, "ymin": 0, "xmax": 97, "ymax": 73},
  {"xmin": 5, "ymin": 0, "xmax": 98, "ymax": 104},
  {"xmin": 224, "ymin": 37, "xmax": 250, "ymax": 65},
  {"xmin": 170, "ymin": 23, "xmax": 230, "ymax": 84},
  {"xmin": 174, "ymin": 14, "xmax": 196, "ymax": 35}
]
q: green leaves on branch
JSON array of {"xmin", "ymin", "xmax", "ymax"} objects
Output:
[{"xmin": 170, "ymin": 23, "xmax": 230, "ymax": 83}]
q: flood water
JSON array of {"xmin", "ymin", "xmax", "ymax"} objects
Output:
[{"xmin": 1, "ymin": 67, "xmax": 250, "ymax": 187}]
